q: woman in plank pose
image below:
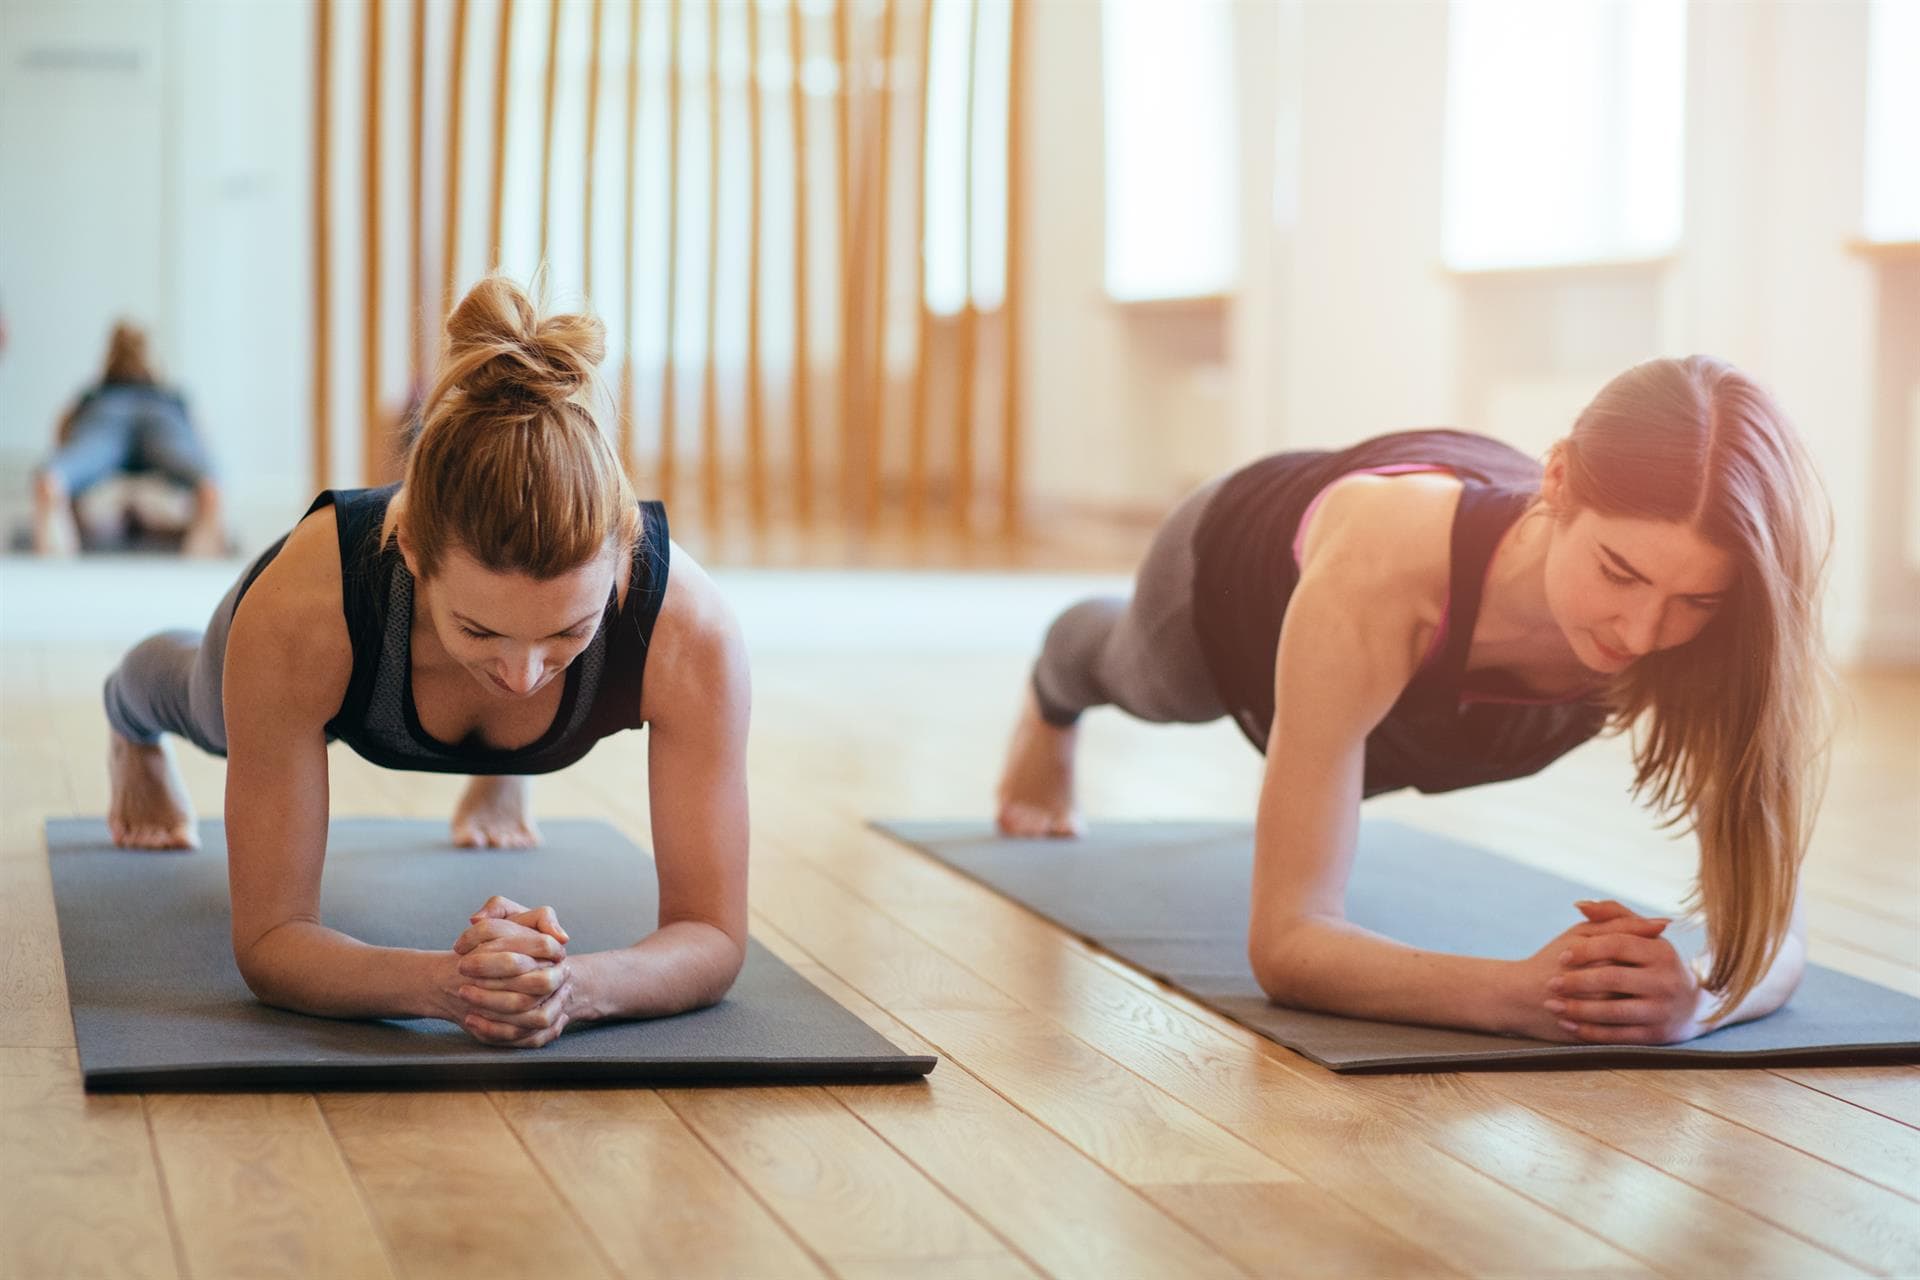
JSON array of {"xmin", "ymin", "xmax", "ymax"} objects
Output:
[
  {"xmin": 103, "ymin": 276, "xmax": 749, "ymax": 1049},
  {"xmin": 997, "ymin": 356, "xmax": 1829, "ymax": 1046}
]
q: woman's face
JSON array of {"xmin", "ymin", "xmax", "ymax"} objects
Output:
[
  {"xmin": 1542, "ymin": 506, "xmax": 1736, "ymax": 674},
  {"xmin": 412, "ymin": 545, "xmax": 615, "ymax": 698}
]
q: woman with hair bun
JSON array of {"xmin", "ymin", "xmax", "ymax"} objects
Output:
[
  {"xmin": 998, "ymin": 356, "xmax": 1832, "ymax": 1045},
  {"xmin": 101, "ymin": 276, "xmax": 750, "ymax": 1048}
]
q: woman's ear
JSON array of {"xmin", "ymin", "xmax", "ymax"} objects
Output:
[
  {"xmin": 390, "ymin": 517, "xmax": 421, "ymax": 580},
  {"xmin": 1540, "ymin": 443, "xmax": 1569, "ymax": 514},
  {"xmin": 383, "ymin": 496, "xmax": 423, "ymax": 579}
]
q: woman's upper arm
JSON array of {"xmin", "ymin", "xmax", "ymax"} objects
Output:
[
  {"xmin": 1248, "ymin": 486, "xmax": 1435, "ymax": 949},
  {"xmin": 220, "ymin": 512, "xmax": 352, "ymax": 962},
  {"xmin": 637, "ymin": 545, "xmax": 751, "ymax": 946}
]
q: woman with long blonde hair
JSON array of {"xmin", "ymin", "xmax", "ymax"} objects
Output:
[
  {"xmin": 998, "ymin": 356, "xmax": 1830, "ymax": 1043},
  {"xmin": 102, "ymin": 276, "xmax": 750, "ymax": 1049}
]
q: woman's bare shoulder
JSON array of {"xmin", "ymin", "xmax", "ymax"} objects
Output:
[
  {"xmin": 638, "ymin": 541, "xmax": 748, "ymax": 729},
  {"xmin": 1298, "ymin": 470, "xmax": 1460, "ymax": 595},
  {"xmin": 226, "ymin": 504, "xmax": 353, "ymax": 707}
]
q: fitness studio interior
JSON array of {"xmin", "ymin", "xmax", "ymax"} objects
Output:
[{"xmin": 2, "ymin": 0, "xmax": 1916, "ymax": 1276}]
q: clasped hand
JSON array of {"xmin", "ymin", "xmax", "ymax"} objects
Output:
[
  {"xmin": 1520, "ymin": 899, "xmax": 1708, "ymax": 1045},
  {"xmin": 444, "ymin": 895, "xmax": 576, "ymax": 1048}
]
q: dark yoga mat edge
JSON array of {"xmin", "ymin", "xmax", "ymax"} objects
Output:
[
  {"xmin": 79, "ymin": 1056, "xmax": 936, "ymax": 1094},
  {"xmin": 870, "ymin": 817, "xmax": 1920, "ymax": 1074}
]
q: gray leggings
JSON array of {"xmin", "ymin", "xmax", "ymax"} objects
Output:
[
  {"xmin": 1031, "ymin": 478, "xmax": 1227, "ymax": 728},
  {"xmin": 102, "ymin": 560, "xmax": 253, "ymax": 755}
]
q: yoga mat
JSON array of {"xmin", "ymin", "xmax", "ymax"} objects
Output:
[
  {"xmin": 874, "ymin": 819, "xmax": 1920, "ymax": 1072},
  {"xmin": 47, "ymin": 818, "xmax": 935, "ymax": 1091}
]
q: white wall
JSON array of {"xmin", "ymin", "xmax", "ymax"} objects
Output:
[
  {"xmin": 0, "ymin": 0, "xmax": 310, "ymax": 551},
  {"xmin": 1017, "ymin": 0, "xmax": 1912, "ymax": 665}
]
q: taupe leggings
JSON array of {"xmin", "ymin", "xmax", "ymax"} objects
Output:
[
  {"xmin": 1031, "ymin": 478, "xmax": 1227, "ymax": 728},
  {"xmin": 101, "ymin": 551, "xmax": 257, "ymax": 756}
]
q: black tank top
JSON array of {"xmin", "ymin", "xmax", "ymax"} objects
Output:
[
  {"xmin": 1190, "ymin": 429, "xmax": 1606, "ymax": 796},
  {"xmin": 235, "ymin": 485, "xmax": 671, "ymax": 775}
]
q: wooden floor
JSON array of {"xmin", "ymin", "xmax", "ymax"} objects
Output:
[{"xmin": 3, "ymin": 551, "xmax": 1917, "ymax": 1280}]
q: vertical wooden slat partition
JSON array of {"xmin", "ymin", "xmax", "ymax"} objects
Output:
[{"xmin": 313, "ymin": 0, "xmax": 1025, "ymax": 544}]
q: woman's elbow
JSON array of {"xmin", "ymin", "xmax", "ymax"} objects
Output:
[
  {"xmin": 690, "ymin": 929, "xmax": 748, "ymax": 1008},
  {"xmin": 1247, "ymin": 923, "xmax": 1309, "ymax": 1006}
]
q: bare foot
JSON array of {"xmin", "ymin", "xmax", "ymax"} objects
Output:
[
  {"xmin": 451, "ymin": 775, "xmax": 543, "ymax": 849},
  {"xmin": 995, "ymin": 689, "xmax": 1084, "ymax": 837},
  {"xmin": 180, "ymin": 517, "xmax": 227, "ymax": 558},
  {"xmin": 30, "ymin": 471, "xmax": 80, "ymax": 557},
  {"xmin": 107, "ymin": 732, "xmax": 199, "ymax": 850},
  {"xmin": 179, "ymin": 480, "xmax": 227, "ymax": 558}
]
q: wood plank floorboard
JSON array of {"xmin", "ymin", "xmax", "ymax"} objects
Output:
[{"xmin": 2, "ymin": 557, "xmax": 1914, "ymax": 1278}]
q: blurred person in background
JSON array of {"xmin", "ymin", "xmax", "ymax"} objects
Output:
[{"xmin": 31, "ymin": 321, "xmax": 226, "ymax": 556}]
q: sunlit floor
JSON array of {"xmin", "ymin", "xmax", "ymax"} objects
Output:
[{"xmin": 4, "ymin": 551, "xmax": 1916, "ymax": 1279}]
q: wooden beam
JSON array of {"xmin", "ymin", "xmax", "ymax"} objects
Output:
[
  {"xmin": 408, "ymin": 0, "xmax": 426, "ymax": 383},
  {"xmin": 1000, "ymin": 0, "xmax": 1024, "ymax": 535},
  {"xmin": 488, "ymin": 0, "xmax": 514, "ymax": 267},
  {"xmin": 833, "ymin": 0, "xmax": 857, "ymax": 522},
  {"xmin": 362, "ymin": 0, "xmax": 384, "ymax": 486},
  {"xmin": 745, "ymin": 0, "xmax": 767, "ymax": 526},
  {"xmin": 700, "ymin": 0, "xmax": 722, "ymax": 527},
  {"xmin": 313, "ymin": 0, "xmax": 332, "ymax": 493},
  {"xmin": 538, "ymin": 0, "xmax": 562, "ymax": 263},
  {"xmin": 619, "ymin": 0, "xmax": 641, "ymax": 480},
  {"xmin": 906, "ymin": 0, "xmax": 933, "ymax": 534},
  {"xmin": 788, "ymin": 0, "xmax": 814, "ymax": 524},
  {"xmin": 659, "ymin": 0, "xmax": 683, "ymax": 507},
  {"xmin": 583, "ymin": 0, "xmax": 604, "ymax": 294},
  {"xmin": 441, "ymin": 0, "xmax": 470, "ymax": 319},
  {"xmin": 866, "ymin": 0, "xmax": 899, "ymax": 527},
  {"xmin": 953, "ymin": 0, "xmax": 980, "ymax": 531}
]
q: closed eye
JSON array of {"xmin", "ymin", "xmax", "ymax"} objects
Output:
[
  {"xmin": 459, "ymin": 625, "xmax": 591, "ymax": 641},
  {"xmin": 1598, "ymin": 562, "xmax": 1636, "ymax": 587}
]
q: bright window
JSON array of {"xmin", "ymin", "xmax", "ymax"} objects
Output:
[
  {"xmin": 1443, "ymin": 0, "xmax": 1686, "ymax": 271},
  {"xmin": 1100, "ymin": 0, "xmax": 1238, "ymax": 301},
  {"xmin": 1865, "ymin": 0, "xmax": 1920, "ymax": 242}
]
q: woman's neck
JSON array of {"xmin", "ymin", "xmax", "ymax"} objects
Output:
[{"xmin": 1475, "ymin": 503, "xmax": 1582, "ymax": 674}]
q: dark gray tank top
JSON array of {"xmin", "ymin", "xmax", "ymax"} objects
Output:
[{"xmin": 236, "ymin": 485, "xmax": 671, "ymax": 775}]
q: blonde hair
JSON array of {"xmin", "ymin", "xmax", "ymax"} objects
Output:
[
  {"xmin": 1555, "ymin": 355, "xmax": 1833, "ymax": 1022},
  {"xmin": 103, "ymin": 322, "xmax": 157, "ymax": 385},
  {"xmin": 395, "ymin": 275, "xmax": 640, "ymax": 580}
]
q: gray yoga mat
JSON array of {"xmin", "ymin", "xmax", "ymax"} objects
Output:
[
  {"xmin": 874, "ymin": 819, "xmax": 1920, "ymax": 1072},
  {"xmin": 47, "ymin": 818, "xmax": 935, "ymax": 1091}
]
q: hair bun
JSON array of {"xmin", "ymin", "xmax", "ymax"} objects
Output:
[{"xmin": 444, "ymin": 276, "xmax": 606, "ymax": 410}]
